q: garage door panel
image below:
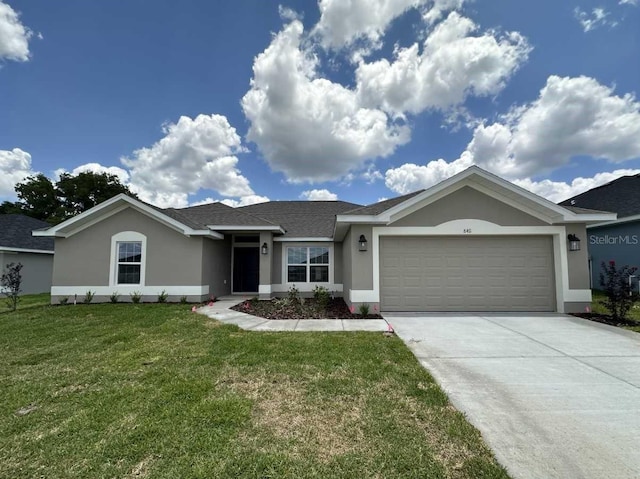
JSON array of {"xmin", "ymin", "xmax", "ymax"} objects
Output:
[{"xmin": 380, "ymin": 236, "xmax": 555, "ymax": 312}]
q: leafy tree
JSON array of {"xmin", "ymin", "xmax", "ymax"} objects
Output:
[
  {"xmin": 15, "ymin": 174, "xmax": 59, "ymax": 221},
  {"xmin": 599, "ymin": 261, "xmax": 639, "ymax": 322},
  {"xmin": 1, "ymin": 262, "xmax": 23, "ymax": 311},
  {"xmin": 9, "ymin": 172, "xmax": 136, "ymax": 224}
]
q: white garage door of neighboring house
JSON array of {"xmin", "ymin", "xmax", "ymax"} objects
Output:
[{"xmin": 380, "ymin": 236, "xmax": 556, "ymax": 312}]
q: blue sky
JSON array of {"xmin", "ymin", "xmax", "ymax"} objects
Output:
[{"xmin": 1, "ymin": 0, "xmax": 639, "ymax": 208}]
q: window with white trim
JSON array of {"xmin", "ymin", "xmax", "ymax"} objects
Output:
[
  {"xmin": 117, "ymin": 241, "xmax": 142, "ymax": 284},
  {"xmin": 110, "ymin": 231, "xmax": 146, "ymax": 287},
  {"xmin": 287, "ymin": 246, "xmax": 329, "ymax": 283}
]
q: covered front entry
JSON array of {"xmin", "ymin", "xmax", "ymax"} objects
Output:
[
  {"xmin": 233, "ymin": 247, "xmax": 259, "ymax": 293},
  {"xmin": 379, "ymin": 236, "xmax": 556, "ymax": 312}
]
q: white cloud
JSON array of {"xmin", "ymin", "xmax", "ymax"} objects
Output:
[
  {"xmin": 619, "ymin": 0, "xmax": 638, "ymax": 5},
  {"xmin": 0, "ymin": 1, "xmax": 33, "ymax": 61},
  {"xmin": 356, "ymin": 12, "xmax": 531, "ymax": 115},
  {"xmin": 53, "ymin": 163, "xmax": 130, "ymax": 184},
  {"xmin": 384, "ymin": 154, "xmax": 473, "ymax": 193},
  {"xmin": 0, "ymin": 148, "xmax": 35, "ymax": 198},
  {"xmin": 514, "ymin": 169, "xmax": 640, "ymax": 203},
  {"xmin": 299, "ymin": 189, "xmax": 338, "ymax": 200},
  {"xmin": 422, "ymin": 0, "xmax": 465, "ymax": 25},
  {"xmin": 574, "ymin": 7, "xmax": 617, "ymax": 32},
  {"xmin": 313, "ymin": 0, "xmax": 427, "ymax": 51},
  {"xmin": 219, "ymin": 195, "xmax": 270, "ymax": 207},
  {"xmin": 121, "ymin": 114, "xmax": 255, "ymax": 208},
  {"xmin": 242, "ymin": 20, "xmax": 410, "ymax": 183}
]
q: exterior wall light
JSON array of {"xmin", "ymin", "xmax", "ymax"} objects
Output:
[
  {"xmin": 358, "ymin": 234, "xmax": 368, "ymax": 252},
  {"xmin": 261, "ymin": 242, "xmax": 268, "ymax": 255},
  {"xmin": 568, "ymin": 234, "xmax": 581, "ymax": 252}
]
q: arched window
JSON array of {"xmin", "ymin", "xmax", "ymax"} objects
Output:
[{"xmin": 109, "ymin": 231, "xmax": 147, "ymax": 287}]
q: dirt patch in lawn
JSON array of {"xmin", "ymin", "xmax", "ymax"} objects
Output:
[{"xmin": 231, "ymin": 297, "xmax": 383, "ymax": 320}]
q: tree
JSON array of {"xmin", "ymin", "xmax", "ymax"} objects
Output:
[
  {"xmin": 599, "ymin": 260, "xmax": 639, "ymax": 322},
  {"xmin": 1, "ymin": 262, "xmax": 23, "ymax": 311},
  {"xmin": 9, "ymin": 172, "xmax": 136, "ymax": 224},
  {"xmin": 15, "ymin": 174, "xmax": 59, "ymax": 221}
]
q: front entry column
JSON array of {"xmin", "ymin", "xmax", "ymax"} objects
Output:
[{"xmin": 258, "ymin": 232, "xmax": 273, "ymax": 299}]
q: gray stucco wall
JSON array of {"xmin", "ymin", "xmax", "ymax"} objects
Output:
[
  {"xmin": 52, "ymin": 207, "xmax": 207, "ymax": 302},
  {"xmin": 393, "ymin": 186, "xmax": 547, "ymax": 227},
  {"xmin": 587, "ymin": 221, "xmax": 640, "ymax": 290},
  {"xmin": 0, "ymin": 251, "xmax": 53, "ymax": 294},
  {"xmin": 349, "ymin": 225, "xmax": 374, "ymax": 290},
  {"xmin": 272, "ymin": 242, "xmax": 282, "ymax": 284},
  {"xmin": 566, "ymin": 224, "xmax": 590, "ymax": 290},
  {"xmin": 342, "ymin": 229, "xmax": 352, "ymax": 303},
  {"xmin": 201, "ymin": 236, "xmax": 232, "ymax": 298}
]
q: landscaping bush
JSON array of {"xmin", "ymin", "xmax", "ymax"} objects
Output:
[
  {"xmin": 599, "ymin": 260, "xmax": 639, "ymax": 322},
  {"xmin": 130, "ymin": 291, "xmax": 142, "ymax": 304},
  {"xmin": 313, "ymin": 285, "xmax": 330, "ymax": 311},
  {"xmin": 83, "ymin": 290, "xmax": 95, "ymax": 304},
  {"xmin": 110, "ymin": 292, "xmax": 120, "ymax": 303},
  {"xmin": 157, "ymin": 290, "xmax": 168, "ymax": 303}
]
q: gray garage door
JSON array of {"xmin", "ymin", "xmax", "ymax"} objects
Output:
[{"xmin": 380, "ymin": 236, "xmax": 555, "ymax": 312}]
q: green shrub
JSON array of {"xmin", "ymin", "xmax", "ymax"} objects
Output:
[
  {"xmin": 157, "ymin": 290, "xmax": 168, "ymax": 303},
  {"xmin": 58, "ymin": 297, "xmax": 69, "ymax": 305},
  {"xmin": 110, "ymin": 292, "xmax": 120, "ymax": 303},
  {"xmin": 130, "ymin": 291, "xmax": 142, "ymax": 304},
  {"xmin": 179, "ymin": 295, "xmax": 188, "ymax": 304},
  {"xmin": 83, "ymin": 290, "xmax": 95, "ymax": 304},
  {"xmin": 599, "ymin": 261, "xmax": 639, "ymax": 321},
  {"xmin": 287, "ymin": 284, "xmax": 301, "ymax": 305},
  {"xmin": 313, "ymin": 285, "xmax": 330, "ymax": 310},
  {"xmin": 358, "ymin": 303, "xmax": 370, "ymax": 317}
]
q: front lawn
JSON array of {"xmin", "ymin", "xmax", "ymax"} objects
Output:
[{"xmin": 0, "ymin": 300, "xmax": 508, "ymax": 478}]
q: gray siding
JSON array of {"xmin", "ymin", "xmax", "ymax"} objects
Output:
[
  {"xmin": 201, "ymin": 236, "xmax": 232, "ymax": 298},
  {"xmin": 566, "ymin": 224, "xmax": 590, "ymax": 290},
  {"xmin": 0, "ymin": 251, "xmax": 53, "ymax": 294},
  {"xmin": 272, "ymin": 242, "xmax": 283, "ymax": 284},
  {"xmin": 393, "ymin": 186, "xmax": 547, "ymax": 227},
  {"xmin": 350, "ymin": 225, "xmax": 374, "ymax": 290},
  {"xmin": 52, "ymin": 207, "xmax": 206, "ymax": 300},
  {"xmin": 342, "ymin": 230, "xmax": 352, "ymax": 304},
  {"xmin": 588, "ymin": 221, "xmax": 640, "ymax": 289}
]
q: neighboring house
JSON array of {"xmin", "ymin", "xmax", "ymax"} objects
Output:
[
  {"xmin": 559, "ymin": 173, "xmax": 640, "ymax": 290},
  {"xmin": 35, "ymin": 166, "xmax": 614, "ymax": 312},
  {"xmin": 0, "ymin": 214, "xmax": 54, "ymax": 294}
]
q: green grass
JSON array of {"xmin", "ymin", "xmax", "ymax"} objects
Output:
[
  {"xmin": 0, "ymin": 292, "xmax": 51, "ymax": 313},
  {"xmin": 0, "ymin": 298, "xmax": 508, "ymax": 478},
  {"xmin": 590, "ymin": 290, "xmax": 640, "ymax": 333}
]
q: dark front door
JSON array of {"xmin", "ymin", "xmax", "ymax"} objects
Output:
[{"xmin": 233, "ymin": 247, "xmax": 259, "ymax": 292}]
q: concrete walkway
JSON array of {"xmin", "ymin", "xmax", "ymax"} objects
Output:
[{"xmin": 196, "ymin": 296, "xmax": 389, "ymax": 332}]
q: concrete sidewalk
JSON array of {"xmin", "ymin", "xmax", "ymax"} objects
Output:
[{"xmin": 196, "ymin": 296, "xmax": 389, "ymax": 332}]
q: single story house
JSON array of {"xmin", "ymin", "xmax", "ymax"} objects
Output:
[
  {"xmin": 0, "ymin": 214, "xmax": 54, "ymax": 294},
  {"xmin": 559, "ymin": 173, "xmax": 640, "ymax": 290},
  {"xmin": 34, "ymin": 166, "xmax": 615, "ymax": 312}
]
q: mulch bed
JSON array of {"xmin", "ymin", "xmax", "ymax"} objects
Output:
[
  {"xmin": 571, "ymin": 312, "xmax": 640, "ymax": 328},
  {"xmin": 231, "ymin": 297, "xmax": 383, "ymax": 320}
]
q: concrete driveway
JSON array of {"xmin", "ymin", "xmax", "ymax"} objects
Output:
[{"xmin": 385, "ymin": 313, "xmax": 640, "ymax": 479}]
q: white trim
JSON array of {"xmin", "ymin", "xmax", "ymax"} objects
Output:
[
  {"xmin": 51, "ymin": 285, "xmax": 209, "ymax": 296},
  {"xmin": 587, "ymin": 213, "xmax": 640, "ymax": 228},
  {"xmin": 335, "ymin": 166, "xmax": 616, "ymax": 226},
  {"xmin": 208, "ymin": 225, "xmax": 285, "ymax": 233},
  {"xmin": 0, "ymin": 247, "xmax": 54, "ymax": 254},
  {"xmin": 31, "ymin": 193, "xmax": 224, "ymax": 239},
  {"xmin": 360, "ymin": 221, "xmax": 584, "ymax": 313},
  {"xmin": 273, "ymin": 237, "xmax": 334, "ymax": 242},
  {"xmin": 282, "ymin": 243, "xmax": 334, "ymax": 286},
  {"xmin": 271, "ymin": 283, "xmax": 343, "ymax": 293},
  {"xmin": 109, "ymin": 231, "xmax": 147, "ymax": 288},
  {"xmin": 258, "ymin": 285, "xmax": 272, "ymax": 294}
]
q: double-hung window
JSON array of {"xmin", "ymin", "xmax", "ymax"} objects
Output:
[
  {"xmin": 287, "ymin": 246, "xmax": 329, "ymax": 283},
  {"xmin": 117, "ymin": 241, "xmax": 142, "ymax": 284}
]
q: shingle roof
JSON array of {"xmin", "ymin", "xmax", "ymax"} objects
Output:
[
  {"xmin": 171, "ymin": 202, "xmax": 279, "ymax": 229},
  {"xmin": 239, "ymin": 201, "xmax": 362, "ymax": 237},
  {"xmin": 561, "ymin": 205, "xmax": 614, "ymax": 215},
  {"xmin": 0, "ymin": 214, "xmax": 54, "ymax": 251},
  {"xmin": 559, "ymin": 174, "xmax": 640, "ymax": 217},
  {"xmin": 342, "ymin": 190, "xmax": 425, "ymax": 215}
]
